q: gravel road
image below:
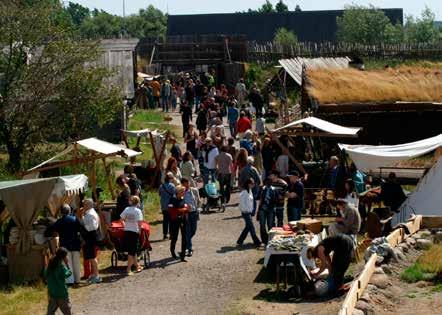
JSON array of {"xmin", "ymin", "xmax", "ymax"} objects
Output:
[{"xmin": 74, "ymin": 110, "xmax": 342, "ymax": 315}]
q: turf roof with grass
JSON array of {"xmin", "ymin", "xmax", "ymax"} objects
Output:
[{"xmin": 306, "ymin": 64, "xmax": 442, "ymax": 105}]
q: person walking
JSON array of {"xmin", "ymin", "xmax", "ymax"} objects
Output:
[
  {"xmin": 45, "ymin": 247, "xmax": 73, "ymax": 315},
  {"xmin": 78, "ymin": 199, "xmax": 101, "ymax": 284},
  {"xmin": 215, "ymin": 145, "xmax": 233, "ymax": 205},
  {"xmin": 237, "ymin": 111, "xmax": 252, "ymax": 139},
  {"xmin": 237, "ymin": 178, "xmax": 261, "ymax": 247},
  {"xmin": 287, "ymin": 171, "xmax": 304, "ymax": 222},
  {"xmin": 120, "ymin": 196, "xmax": 144, "ymax": 275},
  {"xmin": 181, "ymin": 178, "xmax": 199, "ymax": 257},
  {"xmin": 51, "ymin": 204, "xmax": 81, "ymax": 285},
  {"xmin": 202, "ymin": 138, "xmax": 219, "ymax": 184},
  {"xmin": 161, "ymin": 79, "xmax": 171, "ymax": 112},
  {"xmin": 227, "ymin": 102, "xmax": 239, "ymax": 138},
  {"xmin": 235, "ymin": 78, "xmax": 247, "ymax": 106},
  {"xmin": 168, "ymin": 185, "xmax": 189, "ymax": 262},
  {"xmin": 239, "ymin": 157, "xmax": 262, "ymax": 216},
  {"xmin": 258, "ymin": 179, "xmax": 277, "ymax": 245},
  {"xmin": 269, "ymin": 170, "xmax": 288, "ymax": 227},
  {"xmin": 184, "ymin": 123, "xmax": 199, "ymax": 160},
  {"xmin": 180, "ymin": 102, "xmax": 193, "ymax": 138},
  {"xmin": 180, "ymin": 151, "xmax": 196, "ymax": 187},
  {"xmin": 115, "ymin": 175, "xmax": 130, "ymax": 221},
  {"xmin": 159, "ymin": 173, "xmax": 176, "ymax": 240},
  {"xmin": 196, "ymin": 107, "xmax": 208, "ymax": 134}
]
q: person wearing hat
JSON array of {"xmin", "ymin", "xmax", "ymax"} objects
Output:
[
  {"xmin": 287, "ymin": 171, "xmax": 304, "ymax": 222},
  {"xmin": 328, "ymin": 199, "xmax": 361, "ymax": 237}
]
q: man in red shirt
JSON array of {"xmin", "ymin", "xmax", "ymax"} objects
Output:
[{"xmin": 237, "ymin": 111, "xmax": 252, "ymax": 139}]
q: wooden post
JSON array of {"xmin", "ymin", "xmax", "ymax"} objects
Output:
[
  {"xmin": 268, "ymin": 129, "xmax": 306, "ymax": 174},
  {"xmin": 102, "ymin": 158, "xmax": 115, "ymax": 200},
  {"xmin": 73, "ymin": 143, "xmax": 79, "ymax": 173}
]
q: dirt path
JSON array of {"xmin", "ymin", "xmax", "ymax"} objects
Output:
[{"xmin": 74, "ymin": 110, "xmax": 341, "ymax": 315}]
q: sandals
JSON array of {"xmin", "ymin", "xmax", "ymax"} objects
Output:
[{"xmin": 135, "ymin": 267, "xmax": 143, "ymax": 273}]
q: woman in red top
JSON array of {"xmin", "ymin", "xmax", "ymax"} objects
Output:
[{"xmin": 237, "ymin": 111, "xmax": 252, "ymax": 139}]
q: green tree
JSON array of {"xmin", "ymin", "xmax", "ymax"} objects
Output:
[
  {"xmin": 337, "ymin": 5, "xmax": 394, "ymax": 44},
  {"xmin": 0, "ymin": 0, "xmax": 122, "ymax": 171},
  {"xmin": 274, "ymin": 27, "xmax": 298, "ymax": 46},
  {"xmin": 404, "ymin": 7, "xmax": 438, "ymax": 43},
  {"xmin": 275, "ymin": 1, "xmax": 289, "ymax": 13},
  {"xmin": 258, "ymin": 1, "xmax": 275, "ymax": 13},
  {"xmin": 65, "ymin": 1, "xmax": 90, "ymax": 28},
  {"xmin": 79, "ymin": 9, "xmax": 123, "ymax": 38},
  {"xmin": 125, "ymin": 5, "xmax": 167, "ymax": 39},
  {"xmin": 384, "ymin": 23, "xmax": 404, "ymax": 44}
]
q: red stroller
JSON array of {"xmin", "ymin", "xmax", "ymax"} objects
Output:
[{"xmin": 108, "ymin": 220, "xmax": 152, "ymax": 268}]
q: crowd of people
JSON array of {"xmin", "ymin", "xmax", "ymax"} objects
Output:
[{"xmin": 43, "ymin": 72, "xmax": 411, "ymax": 313}]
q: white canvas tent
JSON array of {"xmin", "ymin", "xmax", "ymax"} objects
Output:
[
  {"xmin": 339, "ymin": 134, "xmax": 442, "ymax": 175},
  {"xmin": 273, "ymin": 117, "xmax": 361, "ymax": 137},
  {"xmin": 26, "ymin": 137, "xmax": 141, "ymax": 175},
  {"xmin": 392, "ymin": 157, "xmax": 442, "ymax": 225},
  {"xmin": 0, "ymin": 175, "xmax": 88, "ymax": 253}
]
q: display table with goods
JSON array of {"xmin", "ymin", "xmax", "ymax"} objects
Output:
[
  {"xmin": 263, "ymin": 220, "xmax": 326, "ymax": 292},
  {"xmin": 0, "ymin": 175, "xmax": 87, "ymax": 283}
]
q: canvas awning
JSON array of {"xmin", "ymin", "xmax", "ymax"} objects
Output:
[
  {"xmin": 339, "ymin": 134, "xmax": 442, "ymax": 173},
  {"xmin": 121, "ymin": 129, "xmax": 165, "ymax": 138},
  {"xmin": 393, "ymin": 156, "xmax": 442, "ymax": 225},
  {"xmin": 272, "ymin": 117, "xmax": 361, "ymax": 137},
  {"xmin": 0, "ymin": 175, "xmax": 88, "ymax": 253},
  {"xmin": 77, "ymin": 138, "xmax": 141, "ymax": 158}
]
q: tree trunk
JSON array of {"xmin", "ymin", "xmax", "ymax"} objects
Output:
[{"xmin": 6, "ymin": 143, "xmax": 23, "ymax": 173}]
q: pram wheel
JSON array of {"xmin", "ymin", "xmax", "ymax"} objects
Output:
[
  {"xmin": 111, "ymin": 251, "xmax": 118, "ymax": 267},
  {"xmin": 142, "ymin": 249, "xmax": 151, "ymax": 268}
]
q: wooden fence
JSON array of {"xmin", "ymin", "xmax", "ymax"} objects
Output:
[
  {"xmin": 339, "ymin": 215, "xmax": 423, "ymax": 315},
  {"xmin": 248, "ymin": 42, "xmax": 442, "ymax": 63}
]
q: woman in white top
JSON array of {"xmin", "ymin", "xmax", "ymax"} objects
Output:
[
  {"xmin": 236, "ymin": 178, "xmax": 261, "ymax": 247},
  {"xmin": 120, "ymin": 196, "xmax": 144, "ymax": 275}
]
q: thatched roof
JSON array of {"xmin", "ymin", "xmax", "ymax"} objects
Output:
[{"xmin": 306, "ymin": 65, "xmax": 442, "ymax": 105}]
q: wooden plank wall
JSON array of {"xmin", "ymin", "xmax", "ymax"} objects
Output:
[{"xmin": 339, "ymin": 215, "xmax": 423, "ymax": 315}]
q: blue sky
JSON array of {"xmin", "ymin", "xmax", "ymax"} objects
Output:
[{"xmin": 70, "ymin": 0, "xmax": 442, "ymax": 19}]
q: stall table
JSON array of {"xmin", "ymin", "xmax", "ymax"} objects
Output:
[{"xmin": 264, "ymin": 233, "xmax": 321, "ymax": 291}]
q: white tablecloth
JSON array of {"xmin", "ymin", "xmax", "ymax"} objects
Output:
[{"xmin": 263, "ymin": 233, "xmax": 322, "ymax": 268}]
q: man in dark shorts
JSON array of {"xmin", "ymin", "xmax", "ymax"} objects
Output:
[{"xmin": 307, "ymin": 234, "xmax": 354, "ymax": 295}]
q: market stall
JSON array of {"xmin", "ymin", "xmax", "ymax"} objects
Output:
[
  {"xmin": 270, "ymin": 117, "xmax": 362, "ymax": 215},
  {"xmin": 263, "ymin": 219, "xmax": 327, "ymax": 291},
  {"xmin": 23, "ymin": 137, "xmax": 141, "ymax": 200},
  {"xmin": 121, "ymin": 128, "xmax": 170, "ymax": 188},
  {"xmin": 0, "ymin": 175, "xmax": 88, "ymax": 283}
]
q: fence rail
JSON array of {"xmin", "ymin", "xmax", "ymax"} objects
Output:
[{"xmin": 248, "ymin": 41, "xmax": 442, "ymax": 63}]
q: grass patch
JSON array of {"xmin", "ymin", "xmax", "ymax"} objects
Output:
[
  {"xmin": 401, "ymin": 245, "xmax": 442, "ymax": 283},
  {"xmin": 401, "ymin": 263, "xmax": 436, "ymax": 283},
  {"xmin": 0, "ymin": 283, "xmax": 47, "ymax": 315}
]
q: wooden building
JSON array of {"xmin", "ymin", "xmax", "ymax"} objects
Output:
[{"xmin": 301, "ymin": 66, "xmax": 442, "ymax": 144}]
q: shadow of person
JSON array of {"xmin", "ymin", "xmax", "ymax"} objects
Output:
[{"xmin": 216, "ymin": 243, "xmax": 257, "ymax": 253}]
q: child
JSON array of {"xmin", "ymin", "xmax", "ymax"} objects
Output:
[{"xmin": 45, "ymin": 247, "xmax": 72, "ymax": 315}]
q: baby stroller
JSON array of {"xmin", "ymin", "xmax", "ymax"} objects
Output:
[
  {"xmin": 199, "ymin": 176, "xmax": 225, "ymax": 213},
  {"xmin": 108, "ymin": 220, "xmax": 152, "ymax": 268}
]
